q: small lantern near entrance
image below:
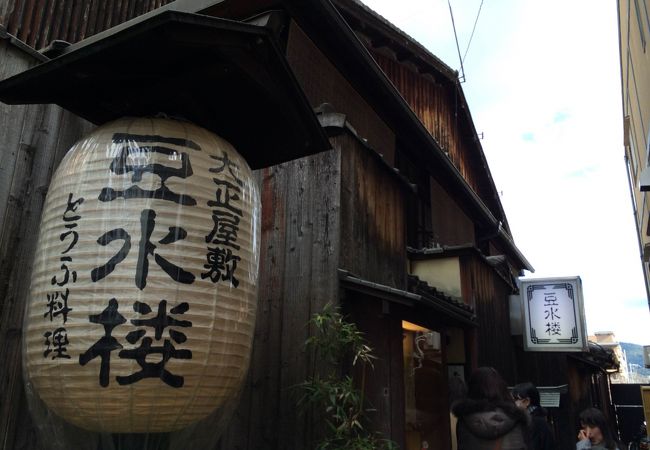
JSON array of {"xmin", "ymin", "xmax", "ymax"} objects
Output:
[{"xmin": 24, "ymin": 117, "xmax": 260, "ymax": 433}]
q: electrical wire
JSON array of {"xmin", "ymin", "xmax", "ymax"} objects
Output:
[
  {"xmin": 447, "ymin": 0, "xmax": 466, "ymax": 82},
  {"xmin": 462, "ymin": 0, "xmax": 485, "ymax": 64}
]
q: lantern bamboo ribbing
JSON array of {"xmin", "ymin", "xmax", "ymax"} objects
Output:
[{"xmin": 24, "ymin": 117, "xmax": 260, "ymax": 433}]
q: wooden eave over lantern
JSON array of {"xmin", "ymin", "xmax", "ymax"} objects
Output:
[{"xmin": 0, "ymin": 9, "xmax": 330, "ymax": 169}]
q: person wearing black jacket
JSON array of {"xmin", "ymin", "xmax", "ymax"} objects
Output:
[
  {"xmin": 452, "ymin": 367, "xmax": 529, "ymax": 450},
  {"xmin": 512, "ymin": 382, "xmax": 556, "ymax": 450}
]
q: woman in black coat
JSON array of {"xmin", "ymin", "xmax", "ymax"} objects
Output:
[
  {"xmin": 512, "ymin": 382, "xmax": 555, "ymax": 450},
  {"xmin": 452, "ymin": 367, "xmax": 529, "ymax": 450}
]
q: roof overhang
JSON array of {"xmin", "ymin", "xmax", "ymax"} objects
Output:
[
  {"xmin": 339, "ymin": 269, "xmax": 477, "ymax": 328},
  {"xmin": 0, "ymin": 9, "xmax": 330, "ymax": 169},
  {"xmin": 315, "ymin": 104, "xmax": 417, "ymax": 192},
  {"xmin": 0, "ymin": 25, "xmax": 47, "ymax": 61},
  {"xmin": 408, "ymin": 244, "xmax": 516, "ymax": 290},
  {"xmin": 570, "ymin": 342, "xmax": 620, "ymax": 373},
  {"xmin": 330, "ymin": 0, "xmax": 513, "ymax": 239},
  {"xmin": 277, "ymin": 0, "xmax": 533, "ymax": 272}
]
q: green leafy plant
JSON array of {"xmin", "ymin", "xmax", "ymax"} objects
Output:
[{"xmin": 298, "ymin": 303, "xmax": 398, "ymax": 450}]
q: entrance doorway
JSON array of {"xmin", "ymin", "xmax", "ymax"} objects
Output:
[{"xmin": 403, "ymin": 321, "xmax": 450, "ymax": 450}]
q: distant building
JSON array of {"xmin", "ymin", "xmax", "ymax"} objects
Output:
[
  {"xmin": 618, "ymin": 0, "xmax": 650, "ymax": 307},
  {"xmin": 590, "ymin": 331, "xmax": 629, "ymax": 382}
]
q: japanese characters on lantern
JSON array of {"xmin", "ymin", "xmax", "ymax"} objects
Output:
[
  {"xmin": 78, "ymin": 132, "xmax": 205, "ymax": 389},
  {"xmin": 24, "ymin": 118, "xmax": 260, "ymax": 433},
  {"xmin": 43, "ymin": 193, "xmax": 84, "ymax": 360},
  {"xmin": 202, "ymin": 152, "xmax": 245, "ymax": 287}
]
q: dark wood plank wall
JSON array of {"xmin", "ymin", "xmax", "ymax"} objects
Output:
[
  {"xmin": 370, "ymin": 51, "xmax": 480, "ymax": 194},
  {"xmin": 286, "ymin": 22, "xmax": 397, "ymax": 166},
  {"xmin": 285, "ymin": 21, "xmax": 413, "ymax": 449},
  {"xmin": 459, "ymin": 255, "xmax": 517, "ymax": 383},
  {"xmin": 0, "ymin": 0, "xmax": 173, "ymax": 50},
  {"xmin": 0, "ymin": 34, "xmax": 40, "ymax": 226},
  {"xmin": 345, "ymin": 294, "xmax": 405, "ymax": 450},
  {"xmin": 216, "ymin": 149, "xmax": 342, "ymax": 450},
  {"xmin": 285, "ymin": 20, "xmax": 406, "ymax": 288},
  {"xmin": 513, "ymin": 350, "xmax": 576, "ymax": 450},
  {"xmin": 336, "ymin": 133, "xmax": 407, "ymax": 289},
  {"xmin": 563, "ymin": 361, "xmax": 609, "ymax": 450},
  {"xmin": 515, "ymin": 348, "xmax": 571, "ymax": 388},
  {"xmin": 429, "ymin": 175, "xmax": 475, "ymax": 246},
  {"xmin": 0, "ymin": 38, "xmax": 94, "ymax": 450}
]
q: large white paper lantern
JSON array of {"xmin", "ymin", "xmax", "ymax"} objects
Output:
[{"xmin": 23, "ymin": 117, "xmax": 260, "ymax": 433}]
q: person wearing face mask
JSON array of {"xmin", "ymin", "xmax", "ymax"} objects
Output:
[
  {"xmin": 512, "ymin": 382, "xmax": 555, "ymax": 450},
  {"xmin": 576, "ymin": 408, "xmax": 621, "ymax": 450}
]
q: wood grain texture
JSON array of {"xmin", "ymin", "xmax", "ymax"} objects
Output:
[
  {"xmin": 429, "ymin": 175, "xmax": 475, "ymax": 246},
  {"xmin": 371, "ymin": 51, "xmax": 472, "ymax": 185},
  {"xmin": 345, "ymin": 295, "xmax": 406, "ymax": 448},
  {"xmin": 370, "ymin": 50, "xmax": 507, "ymax": 225},
  {"xmin": 336, "ymin": 132, "xmax": 407, "ymax": 290},
  {"xmin": 459, "ymin": 254, "xmax": 516, "ymax": 382},
  {"xmin": 286, "ymin": 22, "xmax": 397, "ymax": 166},
  {"xmin": 2, "ymin": 109, "xmax": 95, "ymax": 449},
  {"xmin": 0, "ymin": 0, "xmax": 174, "ymax": 50},
  {"xmin": 0, "ymin": 40, "xmax": 94, "ymax": 450},
  {"xmin": 216, "ymin": 148, "xmax": 342, "ymax": 450}
]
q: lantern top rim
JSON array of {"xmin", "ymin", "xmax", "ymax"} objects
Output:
[{"xmin": 0, "ymin": 10, "xmax": 330, "ymax": 169}]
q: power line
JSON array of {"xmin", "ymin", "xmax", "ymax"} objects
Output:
[
  {"xmin": 462, "ymin": 0, "xmax": 485, "ymax": 64},
  {"xmin": 447, "ymin": 0, "xmax": 466, "ymax": 82}
]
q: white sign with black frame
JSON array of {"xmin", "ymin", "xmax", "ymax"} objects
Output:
[{"xmin": 520, "ymin": 276, "xmax": 588, "ymax": 352}]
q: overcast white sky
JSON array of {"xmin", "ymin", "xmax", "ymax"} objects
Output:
[{"xmin": 362, "ymin": 0, "xmax": 650, "ymax": 345}]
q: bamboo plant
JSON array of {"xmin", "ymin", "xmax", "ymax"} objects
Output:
[{"xmin": 298, "ymin": 303, "xmax": 398, "ymax": 450}]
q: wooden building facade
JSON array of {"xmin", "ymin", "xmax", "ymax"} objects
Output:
[{"xmin": 0, "ymin": 0, "xmax": 619, "ymax": 449}]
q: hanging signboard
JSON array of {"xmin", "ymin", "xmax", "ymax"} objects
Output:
[{"xmin": 520, "ymin": 276, "xmax": 588, "ymax": 352}]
